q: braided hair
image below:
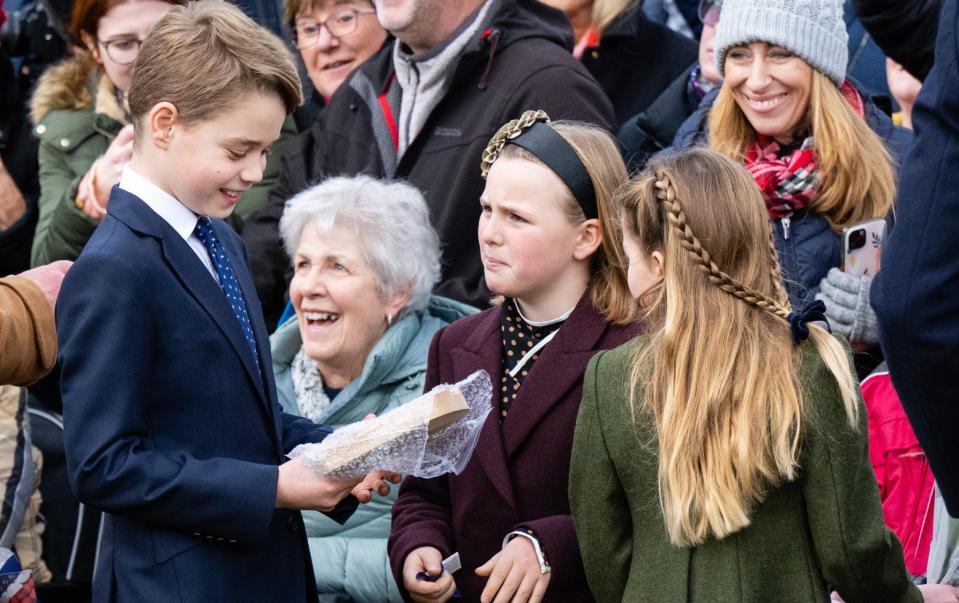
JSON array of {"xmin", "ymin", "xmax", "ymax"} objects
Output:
[
  {"xmin": 619, "ymin": 148, "xmax": 859, "ymax": 547},
  {"xmin": 652, "ymin": 171, "xmax": 792, "ymax": 322}
]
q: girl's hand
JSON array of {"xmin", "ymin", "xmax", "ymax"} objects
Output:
[
  {"xmin": 403, "ymin": 546, "xmax": 456, "ymax": 602},
  {"xmin": 475, "ymin": 536, "xmax": 550, "ymax": 603},
  {"xmin": 918, "ymin": 583, "xmax": 959, "ymax": 602}
]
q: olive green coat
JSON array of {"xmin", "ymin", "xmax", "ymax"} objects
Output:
[
  {"xmin": 569, "ymin": 335, "xmax": 921, "ymax": 603},
  {"xmin": 29, "ymin": 53, "xmax": 292, "ymax": 266}
]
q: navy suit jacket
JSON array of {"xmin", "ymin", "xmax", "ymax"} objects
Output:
[
  {"xmin": 56, "ymin": 188, "xmax": 356, "ymax": 602},
  {"xmin": 872, "ymin": 0, "xmax": 959, "ymax": 516}
]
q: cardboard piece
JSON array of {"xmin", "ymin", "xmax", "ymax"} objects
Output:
[{"xmin": 318, "ymin": 387, "xmax": 469, "ymax": 476}]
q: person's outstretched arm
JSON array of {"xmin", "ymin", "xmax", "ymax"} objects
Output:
[{"xmin": 871, "ymin": 0, "xmax": 959, "ymax": 517}]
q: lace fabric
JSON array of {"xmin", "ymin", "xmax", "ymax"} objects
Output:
[
  {"xmin": 288, "ymin": 370, "xmax": 493, "ymax": 480},
  {"xmin": 290, "ymin": 348, "xmax": 332, "ymax": 422}
]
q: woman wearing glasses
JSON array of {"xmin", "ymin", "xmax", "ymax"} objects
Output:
[
  {"xmin": 243, "ymin": 0, "xmax": 387, "ymax": 327},
  {"xmin": 29, "ymin": 0, "xmax": 186, "ymax": 265},
  {"xmin": 286, "ymin": 0, "xmax": 386, "ymax": 104}
]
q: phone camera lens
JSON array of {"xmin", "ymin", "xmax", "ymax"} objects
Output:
[{"xmin": 849, "ymin": 229, "xmax": 867, "ymax": 251}]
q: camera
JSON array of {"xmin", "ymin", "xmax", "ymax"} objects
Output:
[{"xmin": 847, "ymin": 228, "xmax": 867, "ymax": 252}]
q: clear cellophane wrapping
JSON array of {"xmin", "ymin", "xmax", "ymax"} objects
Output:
[{"xmin": 288, "ymin": 370, "xmax": 492, "ymax": 480}]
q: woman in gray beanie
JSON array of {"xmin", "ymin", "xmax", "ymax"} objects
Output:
[{"xmin": 668, "ymin": 0, "xmax": 912, "ymax": 359}]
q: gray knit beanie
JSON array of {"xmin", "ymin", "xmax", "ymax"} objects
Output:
[{"xmin": 714, "ymin": 0, "xmax": 848, "ymax": 86}]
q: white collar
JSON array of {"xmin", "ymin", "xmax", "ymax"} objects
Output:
[
  {"xmin": 513, "ymin": 299, "xmax": 574, "ymax": 327},
  {"xmin": 119, "ymin": 164, "xmax": 199, "ymax": 242}
]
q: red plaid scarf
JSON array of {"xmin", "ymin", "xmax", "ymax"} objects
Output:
[{"xmin": 744, "ymin": 81, "xmax": 866, "ymax": 219}]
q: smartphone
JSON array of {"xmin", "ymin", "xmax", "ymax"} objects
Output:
[{"xmin": 841, "ymin": 218, "xmax": 886, "ymax": 276}]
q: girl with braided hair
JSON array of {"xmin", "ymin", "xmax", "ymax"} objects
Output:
[
  {"xmin": 388, "ymin": 110, "xmax": 638, "ymax": 603},
  {"xmin": 569, "ymin": 148, "xmax": 930, "ymax": 602}
]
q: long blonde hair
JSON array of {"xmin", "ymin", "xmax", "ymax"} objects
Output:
[
  {"xmin": 592, "ymin": 0, "xmax": 638, "ymax": 35},
  {"xmin": 618, "ymin": 148, "xmax": 859, "ymax": 547},
  {"xmin": 481, "ymin": 111, "xmax": 637, "ymax": 325},
  {"xmin": 708, "ymin": 70, "xmax": 895, "ymax": 231}
]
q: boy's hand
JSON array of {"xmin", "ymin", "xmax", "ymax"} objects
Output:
[
  {"xmin": 403, "ymin": 546, "xmax": 456, "ymax": 602},
  {"xmin": 351, "ymin": 470, "xmax": 402, "ymax": 503},
  {"xmin": 476, "ymin": 537, "xmax": 550, "ymax": 603},
  {"xmin": 275, "ymin": 456, "xmax": 360, "ymax": 511}
]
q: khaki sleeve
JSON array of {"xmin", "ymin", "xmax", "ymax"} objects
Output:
[{"xmin": 0, "ymin": 277, "xmax": 57, "ymax": 385}]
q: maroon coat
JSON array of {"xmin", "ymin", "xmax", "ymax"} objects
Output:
[{"xmin": 388, "ymin": 295, "xmax": 637, "ymax": 602}]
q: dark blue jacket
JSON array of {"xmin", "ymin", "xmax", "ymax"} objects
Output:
[
  {"xmin": 872, "ymin": 0, "xmax": 959, "ymax": 517},
  {"xmin": 56, "ymin": 189, "xmax": 356, "ymax": 602},
  {"xmin": 668, "ymin": 84, "xmax": 912, "ymax": 307}
]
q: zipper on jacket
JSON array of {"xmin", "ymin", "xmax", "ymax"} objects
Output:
[
  {"xmin": 781, "ymin": 216, "xmax": 791, "ymax": 240},
  {"xmin": 478, "ymin": 28, "xmax": 501, "ymax": 90}
]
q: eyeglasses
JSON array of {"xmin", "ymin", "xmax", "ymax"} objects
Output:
[
  {"xmin": 698, "ymin": 0, "xmax": 722, "ymax": 26},
  {"xmin": 98, "ymin": 37, "xmax": 143, "ymax": 65},
  {"xmin": 293, "ymin": 7, "xmax": 376, "ymax": 48}
]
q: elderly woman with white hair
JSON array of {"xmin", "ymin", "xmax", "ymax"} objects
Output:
[{"xmin": 270, "ymin": 175, "xmax": 476, "ymax": 602}]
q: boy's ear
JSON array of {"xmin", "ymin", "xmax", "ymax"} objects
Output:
[
  {"xmin": 147, "ymin": 102, "xmax": 181, "ymax": 150},
  {"xmin": 572, "ymin": 218, "xmax": 603, "ymax": 261}
]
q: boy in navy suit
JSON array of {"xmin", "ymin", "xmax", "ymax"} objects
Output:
[{"xmin": 55, "ymin": 2, "xmax": 396, "ymax": 600}]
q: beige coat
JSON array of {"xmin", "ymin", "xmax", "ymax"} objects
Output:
[{"xmin": 0, "ymin": 277, "xmax": 56, "ymax": 385}]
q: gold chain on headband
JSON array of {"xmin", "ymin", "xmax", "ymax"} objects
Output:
[
  {"xmin": 653, "ymin": 170, "xmax": 793, "ymax": 321},
  {"xmin": 480, "ymin": 109, "xmax": 551, "ymax": 179}
]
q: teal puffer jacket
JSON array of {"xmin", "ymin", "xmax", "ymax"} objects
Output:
[{"xmin": 270, "ymin": 296, "xmax": 478, "ymax": 602}]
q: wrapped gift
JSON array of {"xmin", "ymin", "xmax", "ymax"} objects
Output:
[{"xmin": 289, "ymin": 370, "xmax": 492, "ymax": 480}]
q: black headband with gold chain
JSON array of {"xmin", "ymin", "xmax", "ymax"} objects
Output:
[{"xmin": 480, "ymin": 110, "xmax": 598, "ymax": 220}]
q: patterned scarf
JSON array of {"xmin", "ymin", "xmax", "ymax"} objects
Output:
[
  {"xmin": 743, "ymin": 81, "xmax": 865, "ymax": 219},
  {"xmin": 744, "ymin": 135, "xmax": 819, "ymax": 219}
]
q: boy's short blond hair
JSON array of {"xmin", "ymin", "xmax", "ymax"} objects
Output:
[{"xmin": 129, "ymin": 0, "xmax": 303, "ymax": 128}]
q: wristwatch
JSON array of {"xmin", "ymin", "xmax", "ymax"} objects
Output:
[{"xmin": 503, "ymin": 529, "xmax": 550, "ymax": 574}]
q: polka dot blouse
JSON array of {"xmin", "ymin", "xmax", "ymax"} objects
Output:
[{"xmin": 498, "ymin": 299, "xmax": 567, "ymax": 419}]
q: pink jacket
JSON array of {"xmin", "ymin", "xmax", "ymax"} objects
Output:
[{"xmin": 862, "ymin": 370, "xmax": 936, "ymax": 577}]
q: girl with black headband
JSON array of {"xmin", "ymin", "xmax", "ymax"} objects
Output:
[
  {"xmin": 569, "ymin": 148, "xmax": 924, "ymax": 602},
  {"xmin": 388, "ymin": 110, "xmax": 638, "ymax": 603}
]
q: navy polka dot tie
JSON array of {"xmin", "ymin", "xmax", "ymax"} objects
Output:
[{"xmin": 194, "ymin": 217, "xmax": 260, "ymax": 375}]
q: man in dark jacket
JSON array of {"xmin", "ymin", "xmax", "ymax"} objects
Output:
[
  {"xmin": 872, "ymin": 0, "xmax": 959, "ymax": 517},
  {"xmin": 851, "ymin": 0, "xmax": 940, "ymax": 80},
  {"xmin": 572, "ymin": 4, "xmax": 696, "ymax": 128},
  {"xmin": 242, "ymin": 0, "xmax": 615, "ymax": 324}
]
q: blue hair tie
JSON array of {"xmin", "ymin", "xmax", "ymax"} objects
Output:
[{"xmin": 786, "ymin": 299, "xmax": 830, "ymax": 345}]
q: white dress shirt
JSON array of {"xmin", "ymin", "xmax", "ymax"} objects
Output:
[{"xmin": 118, "ymin": 164, "xmax": 219, "ymax": 282}]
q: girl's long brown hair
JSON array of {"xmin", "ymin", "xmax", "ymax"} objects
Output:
[{"xmin": 619, "ymin": 148, "xmax": 858, "ymax": 546}]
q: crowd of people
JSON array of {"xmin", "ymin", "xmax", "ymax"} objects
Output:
[{"xmin": 1, "ymin": 0, "xmax": 958, "ymax": 601}]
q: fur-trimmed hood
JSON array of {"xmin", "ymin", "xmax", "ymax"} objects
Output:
[{"xmin": 30, "ymin": 52, "xmax": 127, "ymax": 126}]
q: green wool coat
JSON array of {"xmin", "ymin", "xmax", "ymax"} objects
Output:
[
  {"xmin": 569, "ymin": 335, "xmax": 921, "ymax": 603},
  {"xmin": 29, "ymin": 54, "xmax": 292, "ymax": 266}
]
